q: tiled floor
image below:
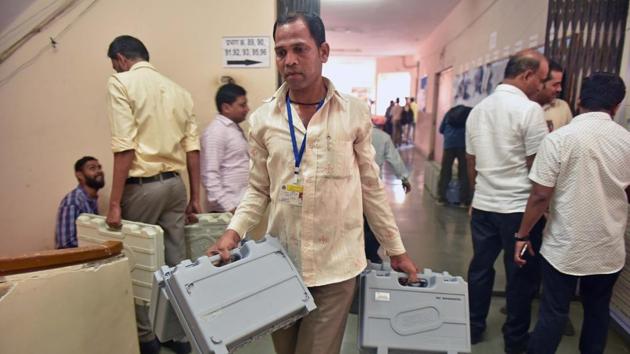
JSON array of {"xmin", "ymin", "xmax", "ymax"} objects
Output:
[{"xmin": 161, "ymin": 145, "xmax": 629, "ymax": 354}]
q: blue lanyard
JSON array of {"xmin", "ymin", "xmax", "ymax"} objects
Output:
[{"xmin": 286, "ymin": 94, "xmax": 324, "ymax": 173}]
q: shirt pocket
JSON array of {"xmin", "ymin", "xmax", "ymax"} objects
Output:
[{"xmin": 316, "ymin": 136, "xmax": 354, "ymax": 178}]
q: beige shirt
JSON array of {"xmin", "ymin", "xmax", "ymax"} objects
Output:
[
  {"xmin": 228, "ymin": 78, "xmax": 406, "ymax": 287},
  {"xmin": 530, "ymin": 112, "xmax": 630, "ymax": 276},
  {"xmin": 543, "ymin": 98, "xmax": 573, "ymax": 131},
  {"xmin": 106, "ymin": 62, "xmax": 200, "ymax": 177}
]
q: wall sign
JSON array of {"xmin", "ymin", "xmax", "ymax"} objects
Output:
[{"xmin": 222, "ymin": 36, "xmax": 270, "ymax": 68}]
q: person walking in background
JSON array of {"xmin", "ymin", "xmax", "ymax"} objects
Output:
[
  {"xmin": 384, "ymin": 100, "xmax": 394, "ymax": 136},
  {"xmin": 436, "ymin": 105, "xmax": 471, "ymax": 207},
  {"xmin": 365, "ymin": 127, "xmax": 412, "ymax": 263},
  {"xmin": 391, "ymin": 97, "xmax": 403, "ymax": 146},
  {"xmin": 407, "ymin": 97, "xmax": 418, "ymax": 144},
  {"xmin": 401, "ymin": 98, "xmax": 413, "ymax": 145}
]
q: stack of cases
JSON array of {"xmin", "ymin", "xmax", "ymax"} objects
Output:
[
  {"xmin": 184, "ymin": 213, "xmax": 232, "ymax": 260},
  {"xmin": 150, "ymin": 236, "xmax": 317, "ymax": 354},
  {"xmin": 359, "ymin": 263, "xmax": 470, "ymax": 354},
  {"xmin": 76, "ymin": 213, "xmax": 164, "ymax": 304}
]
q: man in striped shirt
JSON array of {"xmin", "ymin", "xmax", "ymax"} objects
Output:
[
  {"xmin": 55, "ymin": 156, "xmax": 104, "ymax": 248},
  {"xmin": 201, "ymin": 83, "xmax": 250, "ymax": 213}
]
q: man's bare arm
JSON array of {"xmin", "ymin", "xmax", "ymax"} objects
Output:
[
  {"xmin": 526, "ymin": 154, "xmax": 536, "ymax": 171},
  {"xmin": 185, "ymin": 150, "xmax": 201, "ymax": 223},
  {"xmin": 106, "ymin": 150, "xmax": 134, "ymax": 229}
]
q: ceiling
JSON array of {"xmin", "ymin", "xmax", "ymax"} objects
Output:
[
  {"xmin": 0, "ymin": 0, "xmax": 38, "ymax": 34},
  {"xmin": 321, "ymin": 0, "xmax": 461, "ymax": 57}
]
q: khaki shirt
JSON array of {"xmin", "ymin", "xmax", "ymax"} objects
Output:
[
  {"xmin": 543, "ymin": 98, "xmax": 573, "ymax": 131},
  {"xmin": 228, "ymin": 78, "xmax": 406, "ymax": 287},
  {"xmin": 106, "ymin": 62, "xmax": 200, "ymax": 177}
]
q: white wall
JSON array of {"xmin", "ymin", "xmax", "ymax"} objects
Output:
[{"xmin": 412, "ymin": 0, "xmax": 549, "ymax": 158}]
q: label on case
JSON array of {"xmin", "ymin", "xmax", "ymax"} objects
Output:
[{"xmin": 375, "ymin": 291, "xmax": 390, "ymax": 302}]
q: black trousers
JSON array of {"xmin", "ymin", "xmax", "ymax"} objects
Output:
[
  {"xmin": 437, "ymin": 147, "xmax": 469, "ymax": 204},
  {"xmin": 363, "ymin": 216, "xmax": 382, "ymax": 264},
  {"xmin": 528, "ymin": 257, "xmax": 620, "ymax": 354},
  {"xmin": 467, "ymin": 209, "xmax": 545, "ymax": 352}
]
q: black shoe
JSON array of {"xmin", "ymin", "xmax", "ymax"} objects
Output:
[
  {"xmin": 162, "ymin": 340, "xmax": 192, "ymax": 354},
  {"xmin": 139, "ymin": 338, "xmax": 161, "ymax": 354},
  {"xmin": 505, "ymin": 340, "xmax": 528, "ymax": 354},
  {"xmin": 471, "ymin": 332, "xmax": 484, "ymax": 345}
]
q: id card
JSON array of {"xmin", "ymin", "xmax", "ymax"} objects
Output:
[{"xmin": 279, "ymin": 183, "xmax": 304, "ymax": 206}]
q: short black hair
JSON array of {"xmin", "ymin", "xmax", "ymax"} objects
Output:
[
  {"xmin": 273, "ymin": 12, "xmax": 326, "ymax": 47},
  {"xmin": 216, "ymin": 83, "xmax": 247, "ymax": 113},
  {"xmin": 445, "ymin": 105, "xmax": 472, "ymax": 128},
  {"xmin": 74, "ymin": 156, "xmax": 97, "ymax": 172},
  {"xmin": 579, "ymin": 72, "xmax": 626, "ymax": 112},
  {"xmin": 504, "ymin": 53, "xmax": 542, "ymax": 79},
  {"xmin": 107, "ymin": 35, "xmax": 149, "ymax": 61},
  {"xmin": 548, "ymin": 59, "xmax": 563, "ymax": 73}
]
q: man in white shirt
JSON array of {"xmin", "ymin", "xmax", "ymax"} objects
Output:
[
  {"xmin": 515, "ymin": 73, "xmax": 630, "ymax": 354},
  {"xmin": 201, "ymin": 83, "xmax": 250, "ymax": 213},
  {"xmin": 532, "ymin": 60, "xmax": 573, "ymax": 131},
  {"xmin": 465, "ymin": 49, "xmax": 549, "ymax": 353}
]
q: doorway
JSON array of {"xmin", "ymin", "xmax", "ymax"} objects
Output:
[{"xmin": 430, "ymin": 67, "xmax": 454, "ymax": 162}]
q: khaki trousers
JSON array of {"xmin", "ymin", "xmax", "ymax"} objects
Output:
[
  {"xmin": 121, "ymin": 175, "xmax": 188, "ymax": 342},
  {"xmin": 272, "ymin": 277, "xmax": 356, "ymax": 354}
]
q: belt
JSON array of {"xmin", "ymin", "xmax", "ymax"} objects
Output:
[{"xmin": 126, "ymin": 171, "xmax": 179, "ymax": 185}]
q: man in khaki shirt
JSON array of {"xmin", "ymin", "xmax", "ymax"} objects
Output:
[
  {"xmin": 208, "ymin": 12, "xmax": 418, "ymax": 354},
  {"xmin": 532, "ymin": 60, "xmax": 573, "ymax": 131},
  {"xmin": 105, "ymin": 35, "xmax": 199, "ymax": 354}
]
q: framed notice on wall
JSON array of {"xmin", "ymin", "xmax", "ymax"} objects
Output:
[{"xmin": 222, "ymin": 36, "xmax": 270, "ymax": 68}]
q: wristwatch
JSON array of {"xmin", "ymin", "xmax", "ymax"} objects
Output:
[{"xmin": 514, "ymin": 233, "xmax": 529, "ymax": 242}]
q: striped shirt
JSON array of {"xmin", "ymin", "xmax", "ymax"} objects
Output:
[
  {"xmin": 200, "ymin": 114, "xmax": 250, "ymax": 212},
  {"xmin": 55, "ymin": 185, "xmax": 98, "ymax": 248}
]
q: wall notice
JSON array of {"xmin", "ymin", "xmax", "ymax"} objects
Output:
[{"xmin": 222, "ymin": 36, "xmax": 270, "ymax": 68}]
